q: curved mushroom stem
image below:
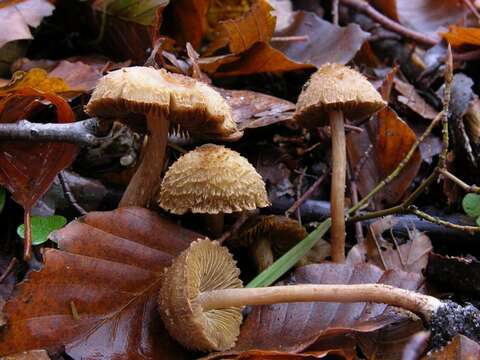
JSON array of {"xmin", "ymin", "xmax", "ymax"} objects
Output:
[
  {"xmin": 329, "ymin": 110, "xmax": 346, "ymax": 262},
  {"xmin": 203, "ymin": 213, "xmax": 225, "ymax": 238},
  {"xmin": 197, "ymin": 283, "xmax": 442, "ymax": 322},
  {"xmin": 119, "ymin": 110, "xmax": 169, "ymax": 207}
]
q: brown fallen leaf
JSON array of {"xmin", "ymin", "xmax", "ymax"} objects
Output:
[
  {"xmin": 203, "ymin": 348, "xmax": 354, "ymax": 359},
  {"xmin": 370, "ymin": 0, "xmax": 467, "ymax": 38},
  {"xmin": 347, "ymin": 107, "xmax": 421, "ymax": 208},
  {"xmin": 0, "ymin": 207, "xmax": 200, "ymax": 359},
  {"xmin": 442, "ymin": 25, "xmax": 480, "ymax": 47},
  {"xmin": 207, "ymin": 0, "xmax": 276, "ymax": 54},
  {"xmin": 272, "ymin": 11, "xmax": 370, "ymax": 67},
  {"xmin": 394, "ymin": 78, "xmax": 438, "ymax": 120},
  {"xmin": 0, "ymin": 69, "xmax": 70, "ymax": 95},
  {"xmin": 166, "ymin": 0, "xmax": 209, "ymax": 48},
  {"xmin": 347, "ymin": 219, "xmax": 432, "ymax": 274},
  {"xmin": 206, "ymin": 263, "xmax": 424, "ymax": 358},
  {"xmin": 0, "ymin": 0, "xmax": 54, "ymax": 48},
  {"xmin": 424, "ymin": 334, "xmax": 480, "ymax": 359},
  {"xmin": 2, "ymin": 349, "xmax": 51, "ymax": 360},
  {"xmin": 218, "ymin": 88, "xmax": 295, "ymax": 130}
]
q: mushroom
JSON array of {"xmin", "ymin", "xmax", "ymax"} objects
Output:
[
  {"xmin": 159, "ymin": 239, "xmax": 480, "ymax": 352},
  {"xmin": 230, "ymin": 215, "xmax": 329, "ymax": 271},
  {"xmin": 294, "ymin": 63, "xmax": 386, "ymax": 262},
  {"xmin": 158, "ymin": 143, "xmax": 270, "ymax": 237},
  {"xmin": 85, "ymin": 66, "xmax": 241, "ymax": 207}
]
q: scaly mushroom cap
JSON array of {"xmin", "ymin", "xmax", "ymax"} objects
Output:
[
  {"xmin": 85, "ymin": 66, "xmax": 241, "ymax": 140},
  {"xmin": 294, "ymin": 63, "xmax": 386, "ymax": 128},
  {"xmin": 159, "ymin": 239, "xmax": 243, "ymax": 351},
  {"xmin": 158, "ymin": 144, "xmax": 270, "ymax": 214}
]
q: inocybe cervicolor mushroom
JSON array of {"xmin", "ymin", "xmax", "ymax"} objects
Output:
[
  {"xmin": 158, "ymin": 143, "xmax": 270, "ymax": 237},
  {"xmin": 159, "ymin": 239, "xmax": 480, "ymax": 352},
  {"xmin": 85, "ymin": 67, "xmax": 241, "ymax": 208},
  {"xmin": 294, "ymin": 63, "xmax": 386, "ymax": 262}
]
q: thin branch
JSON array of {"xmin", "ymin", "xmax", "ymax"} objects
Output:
[
  {"xmin": 439, "ymin": 168, "xmax": 480, "ymax": 194},
  {"xmin": 58, "ymin": 172, "xmax": 88, "ymax": 215},
  {"xmin": 286, "ymin": 172, "xmax": 327, "ymax": 218},
  {"xmin": 0, "ymin": 257, "xmax": 17, "ymax": 284},
  {"xmin": 332, "ymin": 0, "xmax": 340, "ymax": 25},
  {"xmin": 410, "ymin": 207, "xmax": 480, "ymax": 233},
  {"xmin": 339, "ymin": 0, "xmax": 438, "ymax": 46},
  {"xmin": 0, "ymin": 118, "xmax": 102, "ymax": 146}
]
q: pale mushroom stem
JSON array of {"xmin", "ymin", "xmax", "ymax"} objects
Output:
[
  {"xmin": 203, "ymin": 213, "xmax": 225, "ymax": 238},
  {"xmin": 120, "ymin": 110, "xmax": 169, "ymax": 207},
  {"xmin": 329, "ymin": 110, "xmax": 346, "ymax": 262},
  {"xmin": 197, "ymin": 283, "xmax": 442, "ymax": 321}
]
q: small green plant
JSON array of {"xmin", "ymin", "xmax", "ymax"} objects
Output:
[
  {"xmin": 17, "ymin": 215, "xmax": 67, "ymax": 246},
  {"xmin": 462, "ymin": 193, "xmax": 480, "ymax": 226}
]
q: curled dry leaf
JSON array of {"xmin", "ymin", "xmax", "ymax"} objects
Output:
[
  {"xmin": 394, "ymin": 78, "xmax": 438, "ymax": 120},
  {"xmin": 347, "ymin": 107, "xmax": 421, "ymax": 208},
  {"xmin": 206, "ymin": 263, "xmax": 424, "ymax": 358},
  {"xmin": 166, "ymin": 0, "xmax": 209, "ymax": 48},
  {"xmin": 0, "ymin": 0, "xmax": 55, "ymax": 48},
  {"xmin": 0, "ymin": 207, "xmax": 199, "ymax": 359},
  {"xmin": 218, "ymin": 88, "xmax": 295, "ymax": 130},
  {"xmin": 424, "ymin": 334, "xmax": 480, "ymax": 359},
  {"xmin": 348, "ymin": 220, "xmax": 432, "ymax": 274},
  {"xmin": 370, "ymin": 0, "xmax": 467, "ymax": 38},
  {"xmin": 2, "ymin": 349, "xmax": 51, "ymax": 360}
]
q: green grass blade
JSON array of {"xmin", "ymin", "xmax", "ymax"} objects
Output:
[{"xmin": 246, "ymin": 217, "xmax": 332, "ymax": 288}]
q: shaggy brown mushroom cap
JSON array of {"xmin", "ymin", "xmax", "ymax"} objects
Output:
[
  {"xmin": 159, "ymin": 239, "xmax": 243, "ymax": 351},
  {"xmin": 85, "ymin": 66, "xmax": 240, "ymax": 140},
  {"xmin": 294, "ymin": 63, "xmax": 386, "ymax": 128},
  {"xmin": 158, "ymin": 144, "xmax": 270, "ymax": 214}
]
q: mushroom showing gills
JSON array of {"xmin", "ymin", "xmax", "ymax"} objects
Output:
[
  {"xmin": 85, "ymin": 66, "xmax": 240, "ymax": 207},
  {"xmin": 158, "ymin": 144, "xmax": 270, "ymax": 237},
  {"xmin": 294, "ymin": 64, "xmax": 386, "ymax": 262},
  {"xmin": 159, "ymin": 239, "xmax": 480, "ymax": 352}
]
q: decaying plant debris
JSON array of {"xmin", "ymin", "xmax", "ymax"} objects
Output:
[{"xmin": 2, "ymin": 1, "xmax": 480, "ymax": 359}]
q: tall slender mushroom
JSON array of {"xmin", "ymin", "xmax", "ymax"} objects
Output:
[
  {"xmin": 159, "ymin": 239, "xmax": 480, "ymax": 352},
  {"xmin": 158, "ymin": 144, "xmax": 270, "ymax": 237},
  {"xmin": 294, "ymin": 63, "xmax": 386, "ymax": 262},
  {"xmin": 85, "ymin": 66, "xmax": 241, "ymax": 207}
]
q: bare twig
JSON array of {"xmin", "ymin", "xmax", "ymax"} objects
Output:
[
  {"xmin": 0, "ymin": 257, "xmax": 17, "ymax": 284},
  {"xmin": 339, "ymin": 0, "xmax": 437, "ymax": 46},
  {"xmin": 285, "ymin": 172, "xmax": 327, "ymax": 218},
  {"xmin": 410, "ymin": 207, "xmax": 480, "ymax": 233},
  {"xmin": 332, "ymin": 0, "xmax": 340, "ymax": 25},
  {"xmin": 0, "ymin": 118, "xmax": 102, "ymax": 146},
  {"xmin": 216, "ymin": 211, "xmax": 257, "ymax": 244},
  {"xmin": 270, "ymin": 35, "xmax": 309, "ymax": 42},
  {"xmin": 462, "ymin": 0, "xmax": 480, "ymax": 24},
  {"xmin": 439, "ymin": 168, "xmax": 480, "ymax": 194},
  {"xmin": 58, "ymin": 172, "xmax": 88, "ymax": 216}
]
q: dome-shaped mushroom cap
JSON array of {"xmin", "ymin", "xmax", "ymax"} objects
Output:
[
  {"xmin": 85, "ymin": 66, "xmax": 240, "ymax": 140},
  {"xmin": 294, "ymin": 63, "xmax": 386, "ymax": 128},
  {"xmin": 158, "ymin": 144, "xmax": 270, "ymax": 214},
  {"xmin": 158, "ymin": 239, "xmax": 243, "ymax": 351}
]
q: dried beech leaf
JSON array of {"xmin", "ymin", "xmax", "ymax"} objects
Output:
[
  {"xmin": 394, "ymin": 78, "xmax": 438, "ymax": 120},
  {"xmin": 92, "ymin": 0, "xmax": 168, "ymax": 26},
  {"xmin": 167, "ymin": 0, "xmax": 209, "ymax": 48},
  {"xmin": 370, "ymin": 0, "xmax": 467, "ymax": 37},
  {"xmin": 272, "ymin": 11, "xmax": 370, "ymax": 67},
  {"xmin": 347, "ymin": 108, "xmax": 421, "ymax": 208},
  {"xmin": 0, "ymin": 0, "xmax": 55, "ymax": 48},
  {"xmin": 212, "ymin": 0, "xmax": 276, "ymax": 54},
  {"xmin": 0, "ymin": 89, "xmax": 78, "ymax": 211},
  {"xmin": 0, "ymin": 207, "xmax": 199, "ymax": 359},
  {"xmin": 442, "ymin": 26, "xmax": 480, "ymax": 47},
  {"xmin": 211, "ymin": 263, "xmax": 424, "ymax": 357},
  {"xmin": 203, "ymin": 42, "xmax": 312, "ymax": 76},
  {"xmin": 204, "ymin": 348, "xmax": 354, "ymax": 359},
  {"xmin": 3, "ymin": 349, "xmax": 51, "ymax": 360},
  {"xmin": 0, "ymin": 69, "xmax": 70, "ymax": 94},
  {"xmin": 424, "ymin": 334, "xmax": 480, "ymax": 359},
  {"xmin": 218, "ymin": 88, "xmax": 295, "ymax": 129}
]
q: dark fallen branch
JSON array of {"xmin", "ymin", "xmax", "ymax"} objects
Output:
[
  {"xmin": 270, "ymin": 197, "xmax": 480, "ymax": 243},
  {"xmin": 0, "ymin": 118, "xmax": 102, "ymax": 146}
]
